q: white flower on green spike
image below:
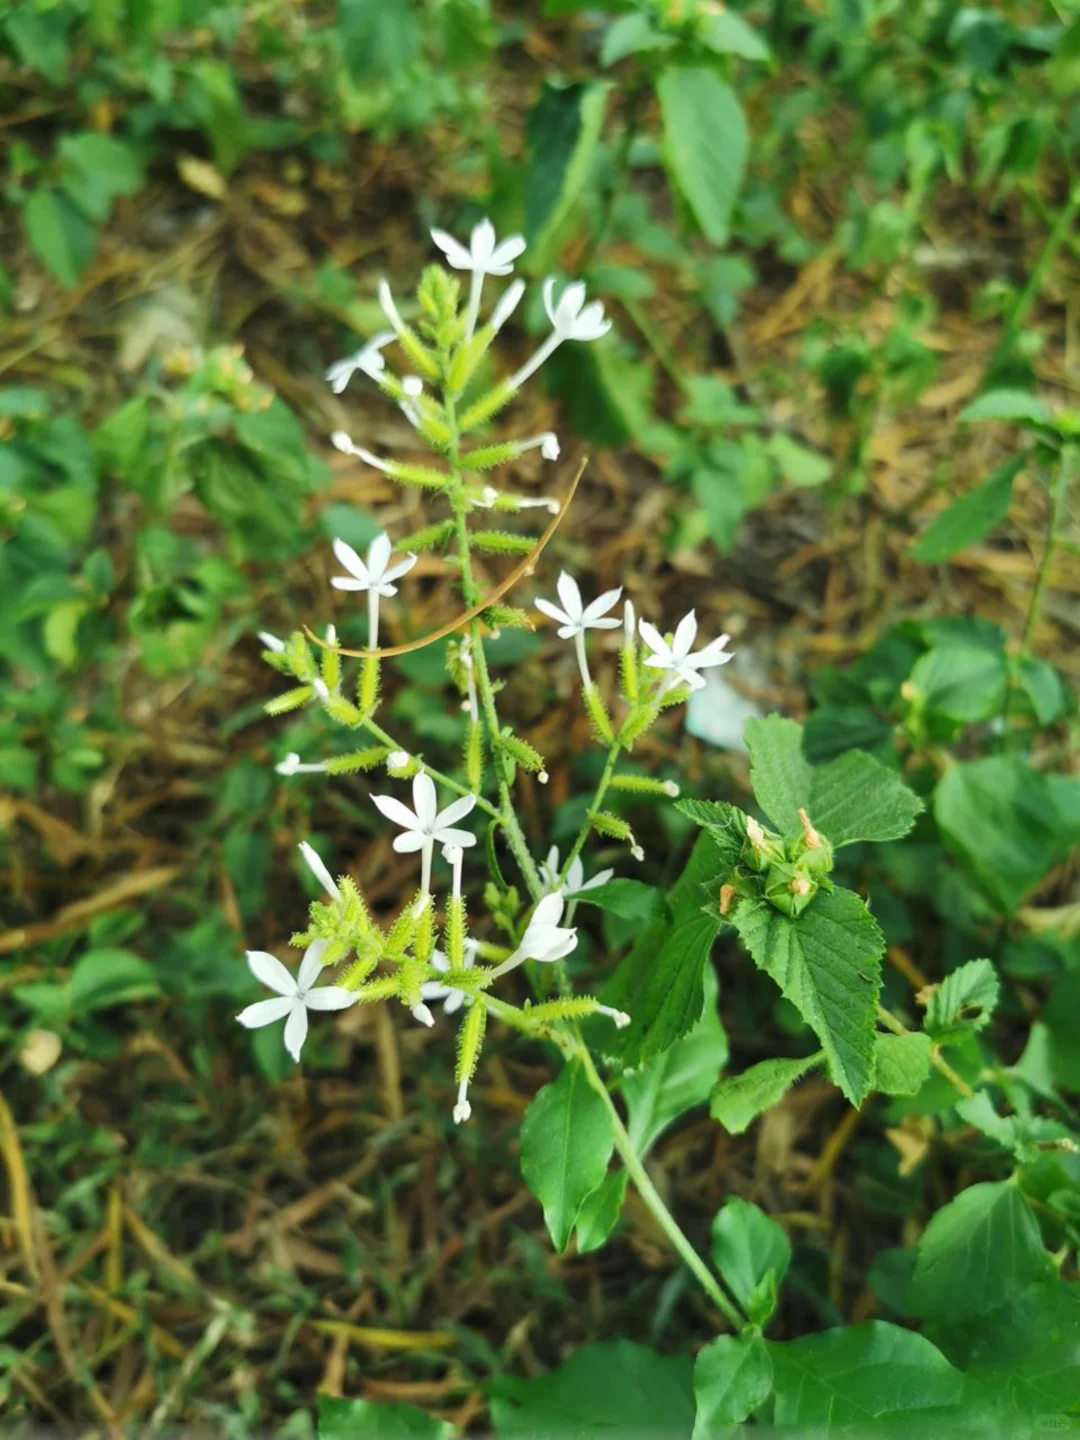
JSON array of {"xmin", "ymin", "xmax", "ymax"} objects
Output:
[
  {"xmin": 505, "ymin": 278, "xmax": 611, "ymax": 391},
  {"xmin": 277, "ymin": 752, "xmax": 327, "ymax": 777},
  {"xmin": 421, "ymin": 939, "xmax": 478, "ymax": 1017},
  {"xmin": 371, "ymin": 773, "xmax": 477, "ymax": 900},
  {"xmin": 331, "ymin": 531, "xmax": 417, "ymax": 649},
  {"xmin": 638, "ymin": 611, "xmax": 734, "ymax": 693},
  {"xmin": 236, "ymin": 940, "xmax": 355, "ymax": 1062},
  {"xmin": 540, "ymin": 846, "xmax": 614, "ymax": 900},
  {"xmin": 431, "ymin": 218, "xmax": 526, "ymax": 278},
  {"xmin": 298, "ymin": 840, "xmax": 341, "ymax": 902},
  {"xmin": 258, "ymin": 630, "xmax": 285, "ymax": 653},
  {"xmin": 325, "ymin": 332, "xmax": 395, "ymax": 394},
  {"xmin": 535, "ymin": 572, "xmax": 622, "ymax": 688},
  {"xmin": 490, "ymin": 278, "xmax": 525, "ymax": 333},
  {"xmin": 508, "ymin": 893, "xmax": 578, "ymax": 967}
]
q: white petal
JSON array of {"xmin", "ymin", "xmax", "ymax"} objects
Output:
[
  {"xmin": 332, "ymin": 537, "xmax": 369, "ymax": 582},
  {"xmin": 671, "ymin": 611, "xmax": 699, "ymax": 661},
  {"xmin": 421, "ymin": 981, "xmax": 452, "ymax": 1001},
  {"xmin": 411, "ymin": 1002, "xmax": 436, "ymax": 1027},
  {"xmin": 434, "ymin": 793, "xmax": 477, "ymax": 829},
  {"xmin": 542, "ymin": 275, "xmax": 559, "ymax": 328},
  {"xmin": 556, "ymin": 623, "xmax": 580, "ymax": 640},
  {"xmin": 490, "ymin": 278, "xmax": 525, "ymax": 332},
  {"xmin": 379, "ymin": 278, "xmax": 404, "ymax": 331},
  {"xmin": 331, "ymin": 577, "xmax": 369, "ymax": 591},
  {"xmin": 535, "ymin": 597, "xmax": 572, "ymax": 627},
  {"xmin": 381, "ymin": 553, "xmax": 418, "ymax": 584},
  {"xmin": 306, "ymin": 985, "xmax": 356, "ymax": 1011},
  {"xmin": 579, "ymin": 867, "xmax": 615, "ymax": 891},
  {"xmin": 393, "ymin": 831, "xmax": 427, "ymax": 854},
  {"xmin": 298, "ymin": 938, "xmax": 330, "ymax": 991},
  {"xmin": 367, "ymin": 532, "xmax": 393, "ymax": 583},
  {"xmin": 257, "ymin": 630, "xmax": 285, "ymax": 652},
  {"xmin": 689, "ymin": 635, "xmax": 733, "ymax": 667},
  {"xmin": 283, "ymin": 1003, "xmax": 308, "ymax": 1062},
  {"xmin": 637, "ymin": 620, "xmax": 671, "ymax": 661},
  {"xmin": 528, "ymin": 893, "xmax": 565, "ymax": 932},
  {"xmin": 470, "ymin": 217, "xmax": 496, "ymax": 265},
  {"xmin": 236, "ymin": 995, "xmax": 294, "ymax": 1028},
  {"xmin": 489, "ymin": 234, "xmax": 526, "ymax": 271},
  {"xmin": 430, "ymin": 951, "xmax": 450, "ymax": 974},
  {"xmin": 555, "ymin": 281, "xmax": 586, "ymax": 328},
  {"xmin": 371, "ymin": 793, "xmax": 422, "ymax": 831},
  {"xmin": 586, "ymin": 617, "xmax": 621, "ymax": 630},
  {"xmin": 444, "ymin": 989, "xmax": 465, "ymax": 1015},
  {"xmin": 246, "ymin": 950, "xmax": 297, "ymax": 997},
  {"xmin": 412, "ymin": 773, "xmax": 438, "ymax": 829},
  {"xmin": 432, "ymin": 826, "xmax": 477, "ymax": 849},
  {"xmin": 431, "ymin": 228, "xmax": 473, "ymax": 269},
  {"xmin": 556, "ymin": 571, "xmax": 584, "ymax": 622},
  {"xmin": 582, "ymin": 587, "xmax": 623, "ymax": 623},
  {"xmin": 298, "ymin": 841, "xmax": 342, "ymax": 901}
]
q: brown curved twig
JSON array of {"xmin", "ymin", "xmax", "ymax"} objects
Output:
[{"xmin": 307, "ymin": 454, "xmax": 587, "ymax": 659}]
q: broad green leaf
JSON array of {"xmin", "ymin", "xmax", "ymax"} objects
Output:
[
  {"xmin": 520, "ymin": 1059, "xmax": 614, "ymax": 1252},
  {"xmin": 692, "ymin": 1333, "xmax": 773, "ymax": 1438},
  {"xmin": 573, "ymin": 1169, "xmax": 628, "ymax": 1255},
  {"xmin": 955, "ymin": 1092, "xmax": 1075, "ymax": 1163},
  {"xmin": 575, "ymin": 878, "xmax": 669, "ymax": 925},
  {"xmin": 955, "ymin": 1279, "xmax": 1080, "ymax": 1417},
  {"xmin": 934, "ymin": 758, "xmax": 1080, "ymax": 913},
  {"xmin": 624, "ymin": 966, "xmax": 727, "ymax": 1155},
  {"xmin": 525, "ymin": 81, "xmax": 610, "ymax": 268},
  {"xmin": 674, "ymin": 799, "xmax": 746, "ymax": 869},
  {"xmin": 24, "ymin": 189, "xmax": 97, "ymax": 288},
  {"xmin": 4, "ymin": 9, "xmax": 69, "ymax": 83},
  {"xmin": 658, "ymin": 67, "xmax": 747, "ymax": 247},
  {"xmin": 907, "ymin": 645, "xmax": 1007, "ymax": 724},
  {"xmin": 710, "ymin": 1052, "xmax": 823, "ymax": 1134},
  {"xmin": 745, "ymin": 715, "xmax": 922, "ymax": 846},
  {"xmin": 803, "ymin": 706, "xmax": 894, "ymax": 763},
  {"xmin": 872, "ymin": 1032, "xmax": 933, "ymax": 1095},
  {"xmin": 732, "ymin": 887, "xmax": 884, "ymax": 1104},
  {"xmin": 960, "ymin": 389, "xmax": 1054, "ymax": 426},
  {"xmin": 1015, "ymin": 655, "xmax": 1068, "ymax": 725},
  {"xmin": 911, "ymin": 1180, "xmax": 1050, "ymax": 1320},
  {"xmin": 338, "ymin": 0, "xmax": 419, "ymax": 82},
  {"xmin": 766, "ymin": 432, "xmax": 832, "ymax": 488},
  {"xmin": 699, "ymin": 12, "xmax": 771, "ymax": 61},
  {"xmin": 710, "ymin": 1197, "xmax": 791, "ymax": 1318},
  {"xmin": 601, "ymin": 13, "xmax": 675, "ymax": 66},
  {"xmin": 924, "ymin": 958, "xmax": 1000, "ymax": 1043},
  {"xmin": 60, "ymin": 133, "xmax": 145, "ymax": 222},
  {"xmin": 318, "ymin": 1394, "xmax": 453, "ymax": 1439},
  {"xmin": 910, "ymin": 456, "xmax": 1021, "ymax": 562},
  {"xmin": 768, "ymin": 1322, "xmax": 963, "ymax": 1426},
  {"xmin": 603, "ymin": 832, "xmax": 725, "ymax": 1067},
  {"xmin": 491, "ymin": 1340, "xmax": 694, "ymax": 1436},
  {"xmin": 69, "ymin": 948, "xmax": 161, "ymax": 1011}
]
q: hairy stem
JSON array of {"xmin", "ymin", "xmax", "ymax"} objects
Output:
[
  {"xmin": 559, "ymin": 741, "xmax": 621, "ymax": 888},
  {"xmin": 1022, "ymin": 443, "xmax": 1074, "ymax": 652}
]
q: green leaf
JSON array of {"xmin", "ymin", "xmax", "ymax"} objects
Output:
[
  {"xmin": 910, "ymin": 456, "xmax": 1021, "ymax": 562},
  {"xmin": 745, "ymin": 715, "xmax": 922, "ymax": 846},
  {"xmin": 338, "ymin": 0, "xmax": 419, "ymax": 82},
  {"xmin": 60, "ymin": 133, "xmax": 145, "ymax": 222},
  {"xmin": 955, "ymin": 1279, "xmax": 1080, "ymax": 1418},
  {"xmin": 4, "ymin": 9, "xmax": 69, "ymax": 83},
  {"xmin": 573, "ymin": 1169, "xmax": 628, "ymax": 1255},
  {"xmin": 911, "ymin": 1180, "xmax": 1051, "ymax": 1320},
  {"xmin": 924, "ymin": 958, "xmax": 1000, "ymax": 1043},
  {"xmin": 601, "ymin": 13, "xmax": 675, "ymax": 66},
  {"xmin": 934, "ymin": 757, "xmax": 1080, "ymax": 913},
  {"xmin": 710, "ymin": 1196, "xmax": 791, "ymax": 1318},
  {"xmin": 624, "ymin": 966, "xmax": 727, "ymax": 1155},
  {"xmin": 766, "ymin": 432, "xmax": 832, "ymax": 488},
  {"xmin": 674, "ymin": 799, "xmax": 746, "ymax": 868},
  {"xmin": 491, "ymin": 1340, "xmax": 695, "ymax": 1436},
  {"xmin": 692, "ymin": 1333, "xmax": 773, "ymax": 1437},
  {"xmin": 960, "ymin": 389, "xmax": 1054, "ymax": 426},
  {"xmin": 872, "ymin": 1032, "xmax": 933, "ymax": 1095},
  {"xmin": 69, "ymin": 948, "xmax": 161, "ymax": 1012},
  {"xmin": 576, "ymin": 878, "xmax": 669, "ymax": 925},
  {"xmin": 710, "ymin": 1052, "xmax": 823, "ymax": 1134},
  {"xmin": 732, "ymin": 887, "xmax": 884, "ymax": 1104},
  {"xmin": 525, "ymin": 81, "xmax": 610, "ymax": 268},
  {"xmin": 699, "ymin": 12, "xmax": 771, "ymax": 61},
  {"xmin": 768, "ymin": 1322, "xmax": 964, "ymax": 1426},
  {"xmin": 657, "ymin": 67, "xmax": 747, "ymax": 247},
  {"xmin": 318, "ymin": 1395, "xmax": 453, "ymax": 1439},
  {"xmin": 520, "ymin": 1059, "xmax": 614, "ymax": 1252},
  {"xmin": 1015, "ymin": 655, "xmax": 1068, "ymax": 725},
  {"xmin": 907, "ymin": 645, "xmax": 1008, "ymax": 724},
  {"xmin": 24, "ymin": 189, "xmax": 97, "ymax": 288}
]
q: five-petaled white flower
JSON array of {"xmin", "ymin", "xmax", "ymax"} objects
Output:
[
  {"xmin": 236, "ymin": 941, "xmax": 355, "ymax": 1062},
  {"xmin": 541, "ymin": 846, "xmax": 614, "ymax": 899},
  {"xmin": 331, "ymin": 532, "xmax": 417, "ymax": 649},
  {"xmin": 421, "ymin": 940, "xmax": 479, "ymax": 1017},
  {"xmin": 431, "ymin": 218, "xmax": 526, "ymax": 278},
  {"xmin": 506, "ymin": 278, "xmax": 612, "ymax": 392},
  {"xmin": 639, "ymin": 611, "xmax": 733, "ymax": 694},
  {"xmin": 298, "ymin": 840, "xmax": 341, "ymax": 902},
  {"xmin": 497, "ymin": 893, "xmax": 578, "ymax": 975},
  {"xmin": 325, "ymin": 332, "xmax": 395, "ymax": 394},
  {"xmin": 536, "ymin": 572, "xmax": 622, "ymax": 688},
  {"xmin": 372, "ymin": 773, "xmax": 477, "ymax": 899}
]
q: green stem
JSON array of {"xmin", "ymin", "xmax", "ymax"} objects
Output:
[
  {"xmin": 559, "ymin": 741, "xmax": 621, "ymax": 887},
  {"xmin": 359, "ymin": 714, "xmax": 500, "ymax": 820},
  {"xmin": 996, "ymin": 184, "xmax": 1080, "ymax": 363},
  {"xmin": 1022, "ymin": 443, "xmax": 1074, "ymax": 652}
]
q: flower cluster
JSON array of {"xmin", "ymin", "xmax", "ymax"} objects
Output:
[{"xmin": 241, "ymin": 220, "xmax": 733, "ymax": 1124}]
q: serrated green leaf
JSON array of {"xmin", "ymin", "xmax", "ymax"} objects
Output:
[
  {"xmin": 911, "ymin": 456, "xmax": 1021, "ymax": 562},
  {"xmin": 69, "ymin": 948, "xmax": 161, "ymax": 1011},
  {"xmin": 924, "ymin": 958, "xmax": 1000, "ymax": 1043},
  {"xmin": 745, "ymin": 715, "xmax": 922, "ymax": 846},
  {"xmin": 710, "ymin": 1197, "xmax": 791, "ymax": 1318},
  {"xmin": 768, "ymin": 1322, "xmax": 964, "ymax": 1426},
  {"xmin": 960, "ymin": 389, "xmax": 1054, "ymax": 426},
  {"xmin": 732, "ymin": 888, "xmax": 884, "ymax": 1104},
  {"xmin": 318, "ymin": 1394, "xmax": 453, "ymax": 1439},
  {"xmin": 692, "ymin": 1333, "xmax": 773, "ymax": 1438},
  {"xmin": 520, "ymin": 1059, "xmax": 614, "ymax": 1252},
  {"xmin": 573, "ymin": 1169, "xmax": 628, "ymax": 1255},
  {"xmin": 658, "ymin": 67, "xmax": 747, "ymax": 247},
  {"xmin": 624, "ymin": 966, "xmax": 727, "ymax": 1155},
  {"xmin": 911, "ymin": 1180, "xmax": 1050, "ymax": 1320},
  {"xmin": 710, "ymin": 1052, "xmax": 823, "ymax": 1134},
  {"xmin": 675, "ymin": 798, "xmax": 746, "ymax": 869},
  {"xmin": 873, "ymin": 1031, "xmax": 933, "ymax": 1095}
]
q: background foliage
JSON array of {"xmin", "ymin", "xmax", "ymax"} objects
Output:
[{"xmin": 1, "ymin": 0, "xmax": 1078, "ymax": 1434}]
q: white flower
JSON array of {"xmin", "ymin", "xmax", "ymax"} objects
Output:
[
  {"xmin": 490, "ymin": 278, "xmax": 525, "ymax": 334},
  {"xmin": 421, "ymin": 940, "xmax": 478, "ymax": 1017},
  {"xmin": 623, "ymin": 600, "xmax": 635, "ymax": 650},
  {"xmin": 236, "ymin": 941, "xmax": 355, "ymax": 1062},
  {"xmin": 331, "ymin": 533, "xmax": 417, "ymax": 597},
  {"xmin": 332, "ymin": 430, "xmax": 393, "ymax": 473},
  {"xmin": 431, "ymin": 218, "xmax": 526, "ymax": 277},
  {"xmin": 298, "ymin": 840, "xmax": 341, "ymax": 902},
  {"xmin": 277, "ymin": 752, "xmax": 326, "ymax": 776},
  {"xmin": 258, "ymin": 630, "xmax": 285, "ymax": 653},
  {"xmin": 638, "ymin": 611, "xmax": 734, "ymax": 694},
  {"xmin": 510, "ymin": 893, "xmax": 578, "ymax": 966},
  {"xmin": 325, "ymin": 332, "xmax": 395, "ymax": 394},
  {"xmin": 541, "ymin": 846, "xmax": 614, "ymax": 899},
  {"xmin": 371, "ymin": 773, "xmax": 477, "ymax": 898},
  {"xmin": 535, "ymin": 572, "xmax": 622, "ymax": 688},
  {"xmin": 543, "ymin": 278, "xmax": 612, "ymax": 342}
]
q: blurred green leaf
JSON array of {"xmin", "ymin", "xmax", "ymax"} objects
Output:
[
  {"xmin": 24, "ymin": 189, "xmax": 96, "ymax": 288},
  {"xmin": 911, "ymin": 456, "xmax": 1021, "ymax": 562},
  {"xmin": 658, "ymin": 67, "xmax": 747, "ymax": 247},
  {"xmin": 318, "ymin": 1394, "xmax": 453, "ymax": 1439},
  {"xmin": 70, "ymin": 949, "xmax": 161, "ymax": 1011},
  {"xmin": 520, "ymin": 1058, "xmax": 614, "ymax": 1252}
]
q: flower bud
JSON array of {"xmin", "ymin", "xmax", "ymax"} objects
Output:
[
  {"xmin": 790, "ymin": 807, "xmax": 834, "ymax": 874},
  {"xmin": 742, "ymin": 815, "xmax": 784, "ymax": 872},
  {"xmin": 763, "ymin": 862, "xmax": 818, "ymax": 917}
]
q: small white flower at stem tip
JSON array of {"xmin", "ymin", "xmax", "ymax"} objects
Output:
[
  {"xmin": 257, "ymin": 630, "xmax": 285, "ymax": 653},
  {"xmin": 298, "ymin": 840, "xmax": 342, "ymax": 902},
  {"xmin": 535, "ymin": 572, "xmax": 622, "ymax": 689},
  {"xmin": 488, "ymin": 893, "xmax": 578, "ymax": 979},
  {"xmin": 444, "ymin": 842, "xmax": 464, "ymax": 900},
  {"xmin": 371, "ymin": 773, "xmax": 477, "ymax": 902},
  {"xmin": 453, "ymin": 1081, "xmax": 472, "ymax": 1125},
  {"xmin": 411, "ymin": 1002, "xmax": 436, "ymax": 1028},
  {"xmin": 277, "ymin": 752, "xmax": 327, "ymax": 777},
  {"xmin": 541, "ymin": 845, "xmax": 614, "ymax": 899},
  {"xmin": 387, "ymin": 750, "xmax": 411, "ymax": 774},
  {"xmin": 663, "ymin": 780, "xmax": 680, "ymax": 798},
  {"xmin": 331, "ymin": 532, "xmax": 417, "ymax": 650},
  {"xmin": 597, "ymin": 1005, "xmax": 631, "ymax": 1029},
  {"xmin": 490, "ymin": 277, "xmax": 525, "ymax": 334},
  {"xmin": 623, "ymin": 600, "xmax": 635, "ymax": 651},
  {"xmin": 631, "ymin": 845, "xmax": 645, "ymax": 862},
  {"xmin": 236, "ymin": 941, "xmax": 355, "ymax": 1063},
  {"xmin": 638, "ymin": 610, "xmax": 734, "ymax": 694},
  {"xmin": 325, "ymin": 332, "xmax": 395, "ymax": 394},
  {"xmin": 431, "ymin": 218, "xmax": 526, "ymax": 339},
  {"xmin": 378, "ymin": 279, "xmax": 406, "ymax": 336},
  {"xmin": 332, "ymin": 430, "xmax": 392, "ymax": 473},
  {"xmin": 460, "ymin": 637, "xmax": 479, "ymax": 723},
  {"xmin": 505, "ymin": 278, "xmax": 612, "ymax": 392},
  {"xmin": 402, "ymin": 375, "xmax": 424, "ymax": 398},
  {"xmin": 538, "ymin": 769, "xmax": 549, "ymax": 784}
]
